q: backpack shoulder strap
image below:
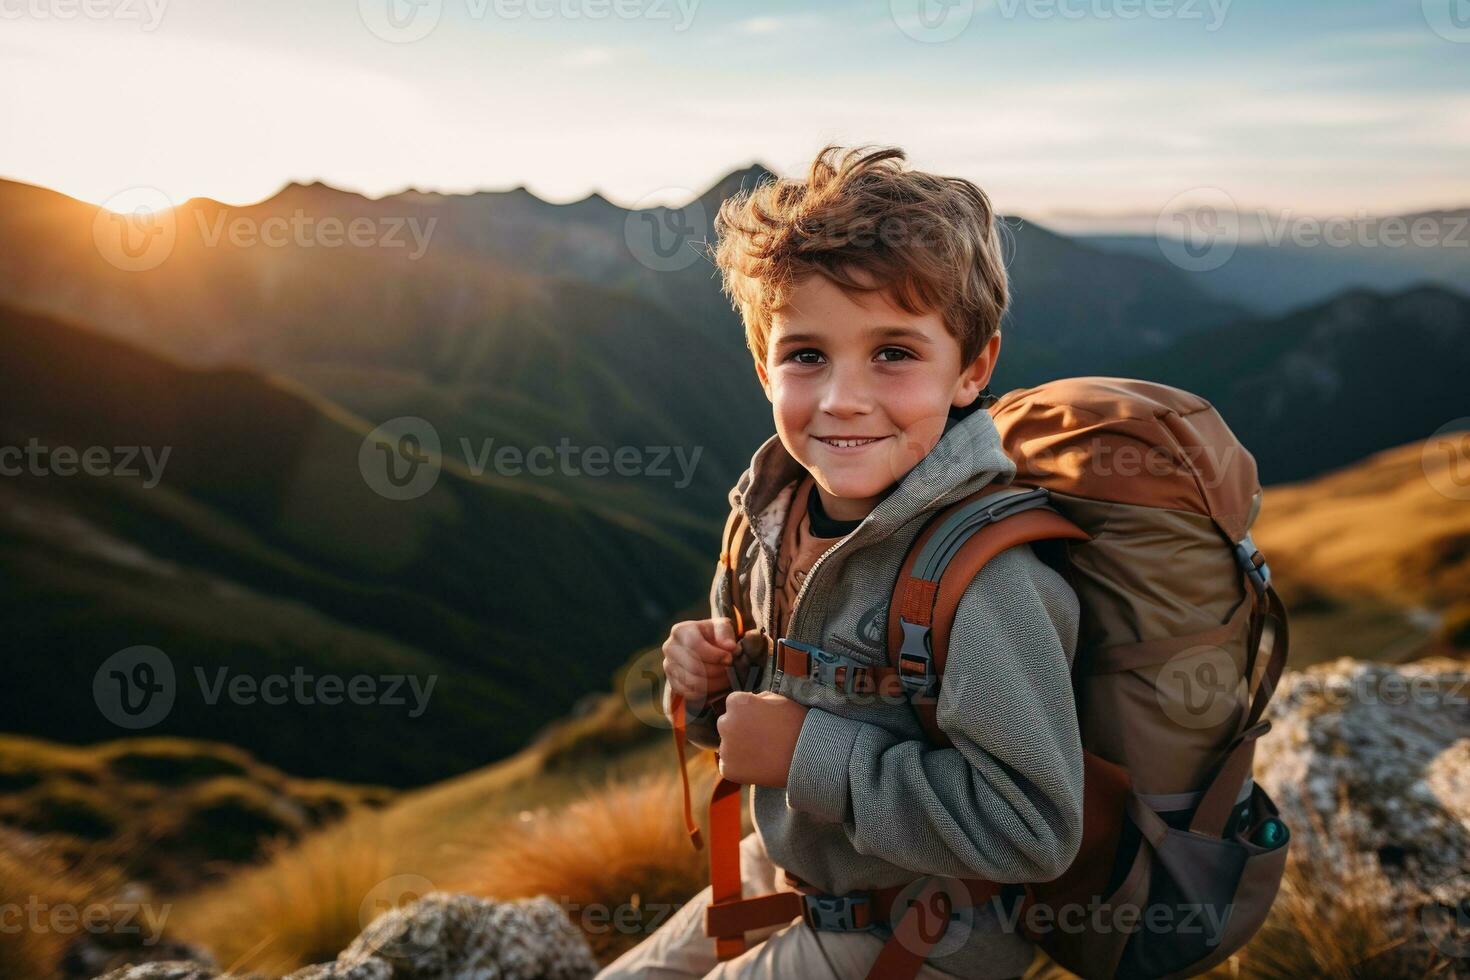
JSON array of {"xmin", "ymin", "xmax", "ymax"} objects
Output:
[
  {"xmin": 883, "ymin": 487, "xmax": 1090, "ymax": 747},
  {"xmin": 718, "ymin": 505, "xmax": 753, "ymax": 635}
]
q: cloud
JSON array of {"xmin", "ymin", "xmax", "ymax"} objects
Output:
[{"xmin": 556, "ymin": 45, "xmax": 618, "ymax": 67}]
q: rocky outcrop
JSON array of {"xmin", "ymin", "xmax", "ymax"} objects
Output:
[
  {"xmin": 1255, "ymin": 656, "xmax": 1469, "ymax": 963},
  {"xmin": 287, "ymin": 893, "xmax": 598, "ymax": 980},
  {"xmin": 93, "ymin": 894, "xmax": 597, "ymax": 980}
]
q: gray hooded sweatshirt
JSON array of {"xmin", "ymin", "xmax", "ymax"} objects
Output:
[{"xmin": 667, "ymin": 401, "xmax": 1084, "ymax": 979}]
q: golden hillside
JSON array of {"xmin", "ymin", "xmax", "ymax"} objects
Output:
[{"xmin": 1253, "ymin": 434, "xmax": 1470, "ymax": 665}]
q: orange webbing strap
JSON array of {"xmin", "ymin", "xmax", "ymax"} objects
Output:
[
  {"xmin": 672, "ymin": 508, "xmax": 751, "ymax": 853},
  {"xmin": 704, "ymin": 888, "xmax": 803, "ymax": 939},
  {"xmin": 671, "ymin": 693, "xmax": 703, "ymax": 850},
  {"xmin": 706, "ymin": 775, "xmax": 748, "ymax": 959},
  {"xmin": 891, "ymin": 508, "xmax": 1089, "ymax": 747}
]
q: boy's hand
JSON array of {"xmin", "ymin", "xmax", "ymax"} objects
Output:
[
  {"xmin": 663, "ymin": 616, "xmax": 738, "ymax": 708},
  {"xmin": 716, "ymin": 691, "xmax": 809, "ymax": 787}
]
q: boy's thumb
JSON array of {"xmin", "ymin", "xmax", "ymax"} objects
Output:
[{"xmin": 711, "ymin": 616, "xmax": 737, "ymax": 648}]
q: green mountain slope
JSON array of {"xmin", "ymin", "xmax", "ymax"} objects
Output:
[{"xmin": 0, "ymin": 303, "xmax": 705, "ymax": 785}]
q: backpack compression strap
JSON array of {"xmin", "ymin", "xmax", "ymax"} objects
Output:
[{"xmin": 881, "ymin": 487, "xmax": 1091, "ymax": 747}]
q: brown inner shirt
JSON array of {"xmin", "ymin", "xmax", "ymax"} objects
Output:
[{"xmin": 771, "ymin": 473, "xmax": 852, "ymax": 639}]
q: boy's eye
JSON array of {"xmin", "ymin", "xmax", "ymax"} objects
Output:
[{"xmin": 784, "ymin": 347, "xmax": 914, "ymax": 365}]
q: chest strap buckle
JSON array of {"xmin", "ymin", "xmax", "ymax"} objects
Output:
[
  {"xmin": 775, "ymin": 637, "xmax": 875, "ymax": 697},
  {"xmin": 801, "ymin": 892, "xmax": 873, "ymax": 932}
]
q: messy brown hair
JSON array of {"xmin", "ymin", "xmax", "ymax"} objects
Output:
[{"xmin": 709, "ymin": 144, "xmax": 1010, "ymax": 372}]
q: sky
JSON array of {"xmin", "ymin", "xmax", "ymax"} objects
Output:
[{"xmin": 2, "ymin": 0, "xmax": 1467, "ymax": 228}]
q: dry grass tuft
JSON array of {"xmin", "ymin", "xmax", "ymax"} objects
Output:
[
  {"xmin": 171, "ymin": 813, "xmax": 434, "ymax": 977},
  {"xmin": 442, "ymin": 764, "xmax": 713, "ymax": 963}
]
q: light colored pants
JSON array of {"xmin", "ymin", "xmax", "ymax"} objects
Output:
[{"xmin": 594, "ymin": 832, "xmax": 975, "ymax": 980}]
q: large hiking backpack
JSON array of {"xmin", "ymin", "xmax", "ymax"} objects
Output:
[{"xmin": 670, "ymin": 377, "xmax": 1291, "ymax": 980}]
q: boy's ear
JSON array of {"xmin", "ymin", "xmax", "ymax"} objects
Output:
[
  {"xmin": 755, "ymin": 357, "xmax": 773, "ymax": 402},
  {"xmin": 954, "ymin": 332, "xmax": 1002, "ymax": 408}
]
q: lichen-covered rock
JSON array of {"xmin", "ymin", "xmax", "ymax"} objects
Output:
[
  {"xmin": 286, "ymin": 892, "xmax": 598, "ymax": 980},
  {"xmin": 283, "ymin": 957, "xmax": 393, "ymax": 980},
  {"xmin": 91, "ymin": 963, "xmax": 224, "ymax": 980},
  {"xmin": 66, "ymin": 939, "xmax": 218, "ymax": 980},
  {"xmin": 1255, "ymin": 656, "xmax": 1470, "ymax": 960}
]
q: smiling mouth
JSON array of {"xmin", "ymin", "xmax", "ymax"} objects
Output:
[{"xmin": 815, "ymin": 436, "xmax": 888, "ymax": 449}]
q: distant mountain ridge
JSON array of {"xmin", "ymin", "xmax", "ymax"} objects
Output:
[{"xmin": 1123, "ymin": 283, "xmax": 1470, "ymax": 483}]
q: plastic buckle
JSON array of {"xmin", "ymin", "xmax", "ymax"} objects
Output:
[
  {"xmin": 801, "ymin": 893, "xmax": 872, "ymax": 932},
  {"xmin": 808, "ymin": 644, "xmax": 867, "ymax": 697},
  {"xmin": 1233, "ymin": 535, "xmax": 1271, "ymax": 595},
  {"xmin": 897, "ymin": 617, "xmax": 936, "ymax": 699},
  {"xmin": 780, "ymin": 638, "xmax": 868, "ymax": 697}
]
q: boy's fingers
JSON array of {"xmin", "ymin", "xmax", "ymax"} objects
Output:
[
  {"xmin": 665, "ymin": 655, "xmax": 731, "ymax": 696},
  {"xmin": 674, "ymin": 621, "xmax": 733, "ymax": 664},
  {"xmin": 709, "ymin": 617, "xmax": 738, "ymax": 649},
  {"xmin": 687, "ymin": 634, "xmax": 733, "ymax": 666}
]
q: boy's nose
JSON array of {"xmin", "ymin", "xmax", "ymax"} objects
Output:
[{"xmin": 817, "ymin": 364, "xmax": 875, "ymax": 417}]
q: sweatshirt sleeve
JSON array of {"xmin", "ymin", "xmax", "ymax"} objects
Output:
[{"xmin": 783, "ymin": 542, "xmax": 1085, "ymax": 883}]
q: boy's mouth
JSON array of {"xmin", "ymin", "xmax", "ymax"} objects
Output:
[{"xmin": 814, "ymin": 435, "xmax": 890, "ymax": 451}]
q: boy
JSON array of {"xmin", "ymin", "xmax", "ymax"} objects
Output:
[{"xmin": 599, "ymin": 145, "xmax": 1083, "ymax": 979}]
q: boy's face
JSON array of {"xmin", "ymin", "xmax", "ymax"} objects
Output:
[{"xmin": 756, "ymin": 269, "xmax": 1000, "ymax": 523}]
